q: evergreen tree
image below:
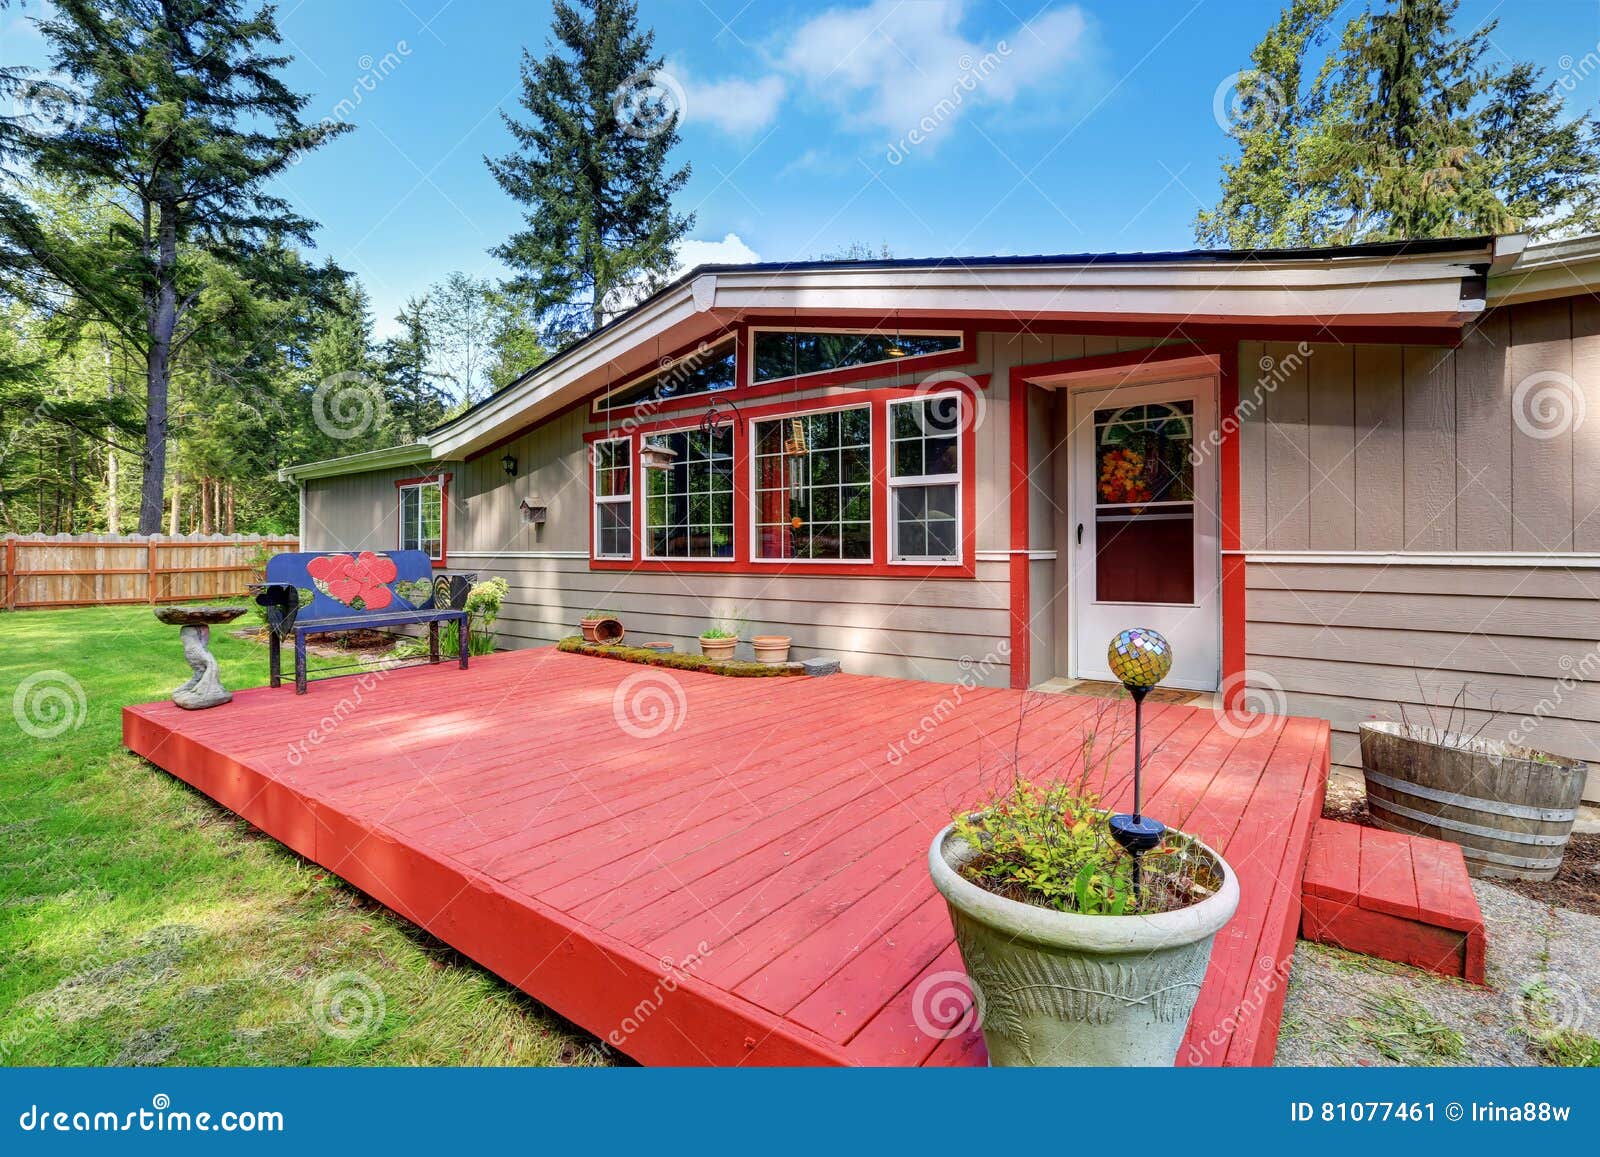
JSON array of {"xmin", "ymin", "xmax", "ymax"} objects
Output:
[
  {"xmin": 1199, "ymin": 0, "xmax": 1600, "ymax": 244},
  {"xmin": 484, "ymin": 288, "xmax": 547, "ymax": 390},
  {"xmin": 381, "ymin": 296, "xmax": 449, "ymax": 441},
  {"xmin": 0, "ymin": 0, "xmax": 349, "ymax": 532},
  {"xmin": 486, "ymin": 0, "xmax": 692, "ymax": 346}
]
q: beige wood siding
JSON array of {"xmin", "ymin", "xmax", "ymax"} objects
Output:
[{"xmin": 1245, "ymin": 559, "xmax": 1600, "ymax": 801}]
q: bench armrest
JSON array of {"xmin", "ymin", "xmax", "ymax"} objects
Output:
[{"xmin": 250, "ymin": 582, "xmax": 301, "ymax": 637}]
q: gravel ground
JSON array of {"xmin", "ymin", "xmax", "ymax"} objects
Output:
[{"xmin": 1275, "ymin": 879, "xmax": 1600, "ymax": 1066}]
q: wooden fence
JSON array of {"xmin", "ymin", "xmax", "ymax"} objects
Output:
[{"xmin": 1, "ymin": 534, "xmax": 299, "ymax": 610}]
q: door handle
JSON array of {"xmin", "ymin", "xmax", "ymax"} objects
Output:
[{"xmin": 1076, "ymin": 522, "xmax": 1084, "ymax": 546}]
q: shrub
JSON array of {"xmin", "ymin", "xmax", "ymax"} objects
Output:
[
  {"xmin": 391, "ymin": 575, "xmax": 509, "ymax": 660},
  {"xmin": 700, "ymin": 626, "xmax": 736, "ymax": 639}
]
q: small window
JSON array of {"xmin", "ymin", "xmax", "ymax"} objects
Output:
[
  {"xmin": 643, "ymin": 427, "xmax": 734, "ymax": 559},
  {"xmin": 752, "ymin": 329, "xmax": 961, "ymax": 384},
  {"xmin": 596, "ymin": 337, "xmax": 737, "ymax": 411},
  {"xmin": 888, "ymin": 395, "xmax": 962, "ymax": 562},
  {"xmin": 398, "ymin": 478, "xmax": 444, "ymax": 561},
  {"xmin": 592, "ymin": 437, "xmax": 633, "ymax": 559},
  {"xmin": 754, "ymin": 407, "xmax": 872, "ymax": 561}
]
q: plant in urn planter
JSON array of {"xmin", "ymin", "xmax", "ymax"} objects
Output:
[
  {"xmin": 929, "ymin": 628, "xmax": 1240, "ymax": 1066},
  {"xmin": 698, "ymin": 626, "xmax": 738, "ymax": 661}
]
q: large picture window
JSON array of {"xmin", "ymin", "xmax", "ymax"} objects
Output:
[
  {"xmin": 592, "ymin": 437, "xmax": 633, "ymax": 559},
  {"xmin": 643, "ymin": 427, "xmax": 734, "ymax": 559},
  {"xmin": 752, "ymin": 329, "xmax": 961, "ymax": 384},
  {"xmin": 596, "ymin": 336, "xmax": 737, "ymax": 411},
  {"xmin": 754, "ymin": 407, "xmax": 872, "ymax": 561},
  {"xmin": 888, "ymin": 395, "xmax": 961, "ymax": 562},
  {"xmin": 398, "ymin": 477, "xmax": 444, "ymax": 561}
]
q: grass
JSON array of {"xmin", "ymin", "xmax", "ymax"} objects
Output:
[
  {"xmin": 1345, "ymin": 991, "xmax": 1467, "ymax": 1065},
  {"xmin": 0, "ymin": 603, "xmax": 606, "ymax": 1066}
]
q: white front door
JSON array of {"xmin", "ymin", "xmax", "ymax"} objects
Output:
[{"xmin": 1070, "ymin": 377, "xmax": 1221, "ymax": 691}]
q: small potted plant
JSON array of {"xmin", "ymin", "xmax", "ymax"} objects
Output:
[
  {"xmin": 698, "ymin": 626, "xmax": 738, "ymax": 661},
  {"xmin": 581, "ymin": 610, "xmax": 619, "ymax": 643},
  {"xmin": 751, "ymin": 633, "xmax": 792, "ymax": 664}
]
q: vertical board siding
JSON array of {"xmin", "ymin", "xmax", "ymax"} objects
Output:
[{"xmin": 1239, "ymin": 306, "xmax": 1596, "ymax": 554}]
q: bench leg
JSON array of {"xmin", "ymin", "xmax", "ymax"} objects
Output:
[
  {"xmin": 269, "ymin": 631, "xmax": 282, "ymax": 688},
  {"xmin": 458, "ymin": 613, "xmax": 470, "ymax": 669},
  {"xmin": 429, "ymin": 620, "xmax": 440, "ymax": 664},
  {"xmin": 295, "ymin": 633, "xmax": 308, "ymax": 694}
]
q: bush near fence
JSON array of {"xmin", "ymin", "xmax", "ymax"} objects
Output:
[{"xmin": 1, "ymin": 534, "xmax": 299, "ymax": 610}]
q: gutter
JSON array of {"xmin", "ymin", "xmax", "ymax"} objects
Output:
[{"xmin": 278, "ymin": 441, "xmax": 433, "ymax": 483}]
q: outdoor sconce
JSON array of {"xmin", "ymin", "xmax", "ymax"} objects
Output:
[{"xmin": 501, "ymin": 452, "xmax": 518, "ymax": 478}]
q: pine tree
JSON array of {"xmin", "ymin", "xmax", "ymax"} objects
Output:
[
  {"xmin": 1479, "ymin": 63, "xmax": 1600, "ymax": 238},
  {"xmin": 0, "ymin": 0, "xmax": 348, "ymax": 532},
  {"xmin": 381, "ymin": 297, "xmax": 450, "ymax": 441},
  {"xmin": 486, "ymin": 0, "xmax": 692, "ymax": 347}
]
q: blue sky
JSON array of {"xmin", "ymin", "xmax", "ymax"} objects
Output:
[{"xmin": 6, "ymin": 0, "xmax": 1600, "ymax": 334}]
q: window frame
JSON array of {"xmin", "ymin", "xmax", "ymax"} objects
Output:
[
  {"xmin": 640, "ymin": 421, "xmax": 737, "ymax": 563},
  {"xmin": 394, "ymin": 473, "xmax": 448, "ymax": 567},
  {"xmin": 886, "ymin": 392, "xmax": 964, "ymax": 566},
  {"xmin": 746, "ymin": 326, "xmax": 966, "ymax": 388},
  {"xmin": 748, "ymin": 401, "xmax": 875, "ymax": 567},
  {"xmin": 590, "ymin": 333, "xmax": 739, "ymax": 416},
  {"xmin": 591, "ymin": 436, "xmax": 634, "ymax": 561}
]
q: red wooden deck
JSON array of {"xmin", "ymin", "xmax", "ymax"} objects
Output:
[{"xmin": 122, "ymin": 648, "xmax": 1329, "ymax": 1067}]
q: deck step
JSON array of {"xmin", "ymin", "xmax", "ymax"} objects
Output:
[{"xmin": 1299, "ymin": 818, "xmax": 1486, "ymax": 984}]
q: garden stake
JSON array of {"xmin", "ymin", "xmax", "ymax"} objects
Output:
[{"xmin": 1106, "ymin": 628, "xmax": 1174, "ymax": 905}]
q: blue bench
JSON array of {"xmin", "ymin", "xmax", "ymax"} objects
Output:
[{"xmin": 252, "ymin": 550, "xmax": 475, "ymax": 693}]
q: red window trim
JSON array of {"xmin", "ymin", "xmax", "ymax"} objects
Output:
[
  {"xmin": 583, "ymin": 380, "xmax": 983, "ymax": 579},
  {"xmin": 587, "ymin": 318, "xmax": 981, "ymax": 422},
  {"xmin": 394, "ymin": 472, "xmax": 450, "ymax": 568}
]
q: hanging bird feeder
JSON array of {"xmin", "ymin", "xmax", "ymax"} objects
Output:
[
  {"xmin": 1105, "ymin": 627, "xmax": 1175, "ymax": 894},
  {"xmin": 782, "ymin": 417, "xmax": 807, "ymax": 457},
  {"xmin": 639, "ymin": 439, "xmax": 678, "ymax": 472}
]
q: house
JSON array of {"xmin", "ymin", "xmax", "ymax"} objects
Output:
[{"xmin": 282, "ymin": 234, "xmax": 1600, "ymax": 801}]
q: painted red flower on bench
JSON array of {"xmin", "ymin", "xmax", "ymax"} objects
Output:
[{"xmin": 306, "ymin": 551, "xmax": 398, "ymax": 610}]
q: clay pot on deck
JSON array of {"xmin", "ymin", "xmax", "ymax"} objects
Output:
[
  {"xmin": 929, "ymin": 824, "xmax": 1239, "ymax": 1067},
  {"xmin": 751, "ymin": 635, "xmax": 792, "ymax": 664},
  {"xmin": 591, "ymin": 618, "xmax": 625, "ymax": 646},
  {"xmin": 699, "ymin": 634, "xmax": 738, "ymax": 661},
  {"xmin": 1358, "ymin": 721, "xmax": 1588, "ymax": 881}
]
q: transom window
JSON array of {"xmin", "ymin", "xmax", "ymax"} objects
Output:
[
  {"xmin": 752, "ymin": 329, "xmax": 961, "ymax": 384},
  {"xmin": 754, "ymin": 407, "xmax": 872, "ymax": 561},
  {"xmin": 643, "ymin": 427, "xmax": 734, "ymax": 559},
  {"xmin": 597, "ymin": 337, "xmax": 736, "ymax": 411},
  {"xmin": 889, "ymin": 395, "xmax": 962, "ymax": 562},
  {"xmin": 398, "ymin": 478, "xmax": 444, "ymax": 561},
  {"xmin": 592, "ymin": 437, "xmax": 633, "ymax": 559}
]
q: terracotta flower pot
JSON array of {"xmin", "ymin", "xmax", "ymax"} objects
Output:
[
  {"xmin": 929, "ymin": 823, "xmax": 1239, "ymax": 1067},
  {"xmin": 751, "ymin": 635, "xmax": 792, "ymax": 664},
  {"xmin": 592, "ymin": 618, "xmax": 625, "ymax": 645},
  {"xmin": 580, "ymin": 616, "xmax": 603, "ymax": 643},
  {"xmin": 699, "ymin": 635, "xmax": 738, "ymax": 661}
]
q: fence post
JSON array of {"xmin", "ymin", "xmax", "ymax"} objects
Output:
[
  {"xmin": 147, "ymin": 538, "xmax": 157, "ymax": 605},
  {"xmin": 3, "ymin": 537, "xmax": 13, "ymax": 611}
]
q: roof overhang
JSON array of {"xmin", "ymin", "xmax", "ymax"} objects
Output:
[
  {"xmin": 283, "ymin": 236, "xmax": 1515, "ymax": 478},
  {"xmin": 278, "ymin": 442, "xmax": 430, "ymax": 483},
  {"xmin": 1487, "ymin": 234, "xmax": 1600, "ymax": 306}
]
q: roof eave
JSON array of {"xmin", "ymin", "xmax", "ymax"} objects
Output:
[{"xmin": 278, "ymin": 442, "xmax": 432, "ymax": 483}]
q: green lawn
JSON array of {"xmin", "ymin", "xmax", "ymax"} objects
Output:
[{"xmin": 0, "ymin": 604, "xmax": 605, "ymax": 1066}]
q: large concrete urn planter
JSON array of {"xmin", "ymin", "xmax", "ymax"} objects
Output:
[{"xmin": 929, "ymin": 823, "xmax": 1239, "ymax": 1066}]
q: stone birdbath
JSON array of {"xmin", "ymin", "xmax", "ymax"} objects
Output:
[{"xmin": 154, "ymin": 605, "xmax": 248, "ymax": 709}]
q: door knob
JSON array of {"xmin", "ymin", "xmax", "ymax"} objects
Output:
[{"xmin": 1076, "ymin": 522, "xmax": 1084, "ymax": 546}]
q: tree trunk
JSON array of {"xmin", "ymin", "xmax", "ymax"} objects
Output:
[
  {"xmin": 200, "ymin": 476, "xmax": 213, "ymax": 534},
  {"xmin": 225, "ymin": 480, "xmax": 235, "ymax": 534},
  {"xmin": 105, "ymin": 344, "xmax": 120, "ymax": 532},
  {"xmin": 169, "ymin": 459, "xmax": 181, "ymax": 536},
  {"xmin": 138, "ymin": 201, "xmax": 179, "ymax": 534}
]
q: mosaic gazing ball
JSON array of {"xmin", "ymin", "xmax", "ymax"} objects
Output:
[{"xmin": 1107, "ymin": 627, "xmax": 1173, "ymax": 689}]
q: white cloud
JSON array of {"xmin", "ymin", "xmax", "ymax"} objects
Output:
[
  {"xmin": 672, "ymin": 64, "xmax": 785, "ymax": 137},
  {"xmin": 782, "ymin": 0, "xmax": 1094, "ymax": 151},
  {"xmin": 674, "ymin": 232, "xmax": 761, "ymax": 271}
]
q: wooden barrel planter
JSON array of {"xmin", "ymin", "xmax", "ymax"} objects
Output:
[{"xmin": 1358, "ymin": 721, "xmax": 1588, "ymax": 881}]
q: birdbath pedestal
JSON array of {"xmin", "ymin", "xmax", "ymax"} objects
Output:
[{"xmin": 154, "ymin": 606, "xmax": 247, "ymax": 709}]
